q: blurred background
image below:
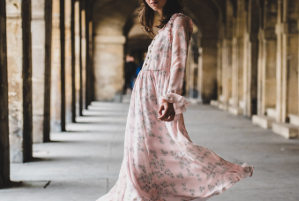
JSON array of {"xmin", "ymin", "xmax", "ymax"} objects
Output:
[{"xmin": 0, "ymin": 0, "xmax": 299, "ymax": 200}]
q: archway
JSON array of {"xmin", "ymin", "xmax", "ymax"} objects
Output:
[{"xmin": 92, "ymin": 0, "xmax": 138, "ymax": 101}]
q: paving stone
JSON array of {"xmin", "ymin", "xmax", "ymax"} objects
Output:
[{"xmin": 1, "ymin": 102, "xmax": 299, "ymax": 201}]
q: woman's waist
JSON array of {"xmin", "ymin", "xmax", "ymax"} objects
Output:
[
  {"xmin": 142, "ymin": 61, "xmax": 170, "ymax": 71},
  {"xmin": 142, "ymin": 66, "xmax": 170, "ymax": 72}
]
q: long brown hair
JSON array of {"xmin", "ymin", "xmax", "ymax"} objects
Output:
[{"xmin": 138, "ymin": 0, "xmax": 183, "ymax": 36}]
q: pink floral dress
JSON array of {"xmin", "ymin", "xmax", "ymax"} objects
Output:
[{"xmin": 96, "ymin": 13, "xmax": 253, "ymax": 201}]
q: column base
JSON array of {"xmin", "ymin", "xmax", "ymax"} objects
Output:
[
  {"xmin": 210, "ymin": 100, "xmax": 229, "ymax": 111},
  {"xmin": 188, "ymin": 98, "xmax": 202, "ymax": 104},
  {"xmin": 228, "ymin": 106, "xmax": 242, "ymax": 115},
  {"xmin": 226, "ymin": 98, "xmax": 242, "ymax": 115},
  {"xmin": 217, "ymin": 96, "xmax": 229, "ymax": 110},
  {"xmin": 289, "ymin": 114, "xmax": 299, "ymax": 126},
  {"xmin": 218, "ymin": 102, "xmax": 228, "ymax": 110},
  {"xmin": 272, "ymin": 122, "xmax": 299, "ymax": 139},
  {"xmin": 210, "ymin": 100, "xmax": 219, "ymax": 107},
  {"xmin": 239, "ymin": 100, "xmax": 245, "ymax": 110},
  {"xmin": 266, "ymin": 108, "xmax": 276, "ymax": 119},
  {"xmin": 252, "ymin": 115, "xmax": 275, "ymax": 129}
]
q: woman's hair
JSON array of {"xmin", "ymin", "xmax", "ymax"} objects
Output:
[{"xmin": 138, "ymin": 0, "xmax": 183, "ymax": 36}]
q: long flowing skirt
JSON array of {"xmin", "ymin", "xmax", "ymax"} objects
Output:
[{"xmin": 96, "ymin": 69, "xmax": 253, "ymax": 201}]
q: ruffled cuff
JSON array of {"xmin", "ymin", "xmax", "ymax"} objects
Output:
[{"xmin": 160, "ymin": 93, "xmax": 190, "ymax": 114}]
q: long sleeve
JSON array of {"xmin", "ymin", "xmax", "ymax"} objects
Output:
[{"xmin": 161, "ymin": 15, "xmax": 193, "ymax": 114}]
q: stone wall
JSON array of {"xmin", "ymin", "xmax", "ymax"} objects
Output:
[
  {"xmin": 0, "ymin": 0, "xmax": 10, "ymax": 187},
  {"xmin": 7, "ymin": 0, "xmax": 33, "ymax": 163},
  {"xmin": 214, "ymin": 0, "xmax": 299, "ymax": 139}
]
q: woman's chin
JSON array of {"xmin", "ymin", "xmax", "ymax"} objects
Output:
[{"xmin": 150, "ymin": 6, "xmax": 160, "ymax": 12}]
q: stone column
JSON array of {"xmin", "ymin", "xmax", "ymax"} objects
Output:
[
  {"xmin": 198, "ymin": 37, "xmax": 218, "ymax": 103},
  {"xmin": 217, "ymin": 41, "xmax": 223, "ymax": 99},
  {"xmin": 252, "ymin": 27, "xmax": 277, "ymax": 129},
  {"xmin": 257, "ymin": 30, "xmax": 266, "ymax": 116},
  {"xmin": 220, "ymin": 0, "xmax": 234, "ymax": 110},
  {"xmin": 197, "ymin": 46, "xmax": 203, "ymax": 101},
  {"xmin": 185, "ymin": 39, "xmax": 198, "ymax": 98},
  {"xmin": 271, "ymin": 0, "xmax": 299, "ymax": 139},
  {"xmin": 79, "ymin": 1, "xmax": 85, "ymax": 115},
  {"xmin": 243, "ymin": 0, "xmax": 263, "ymax": 117},
  {"xmin": 64, "ymin": 0, "xmax": 73, "ymax": 124},
  {"xmin": 85, "ymin": 1, "xmax": 90, "ymax": 109},
  {"xmin": 284, "ymin": 23, "xmax": 299, "ymax": 119},
  {"xmin": 6, "ymin": 0, "xmax": 33, "ymax": 162},
  {"xmin": 220, "ymin": 38, "xmax": 233, "ymax": 109},
  {"xmin": 0, "ymin": 0, "xmax": 10, "ymax": 187},
  {"xmin": 75, "ymin": 1, "xmax": 80, "ymax": 117},
  {"xmin": 275, "ymin": 0, "xmax": 293, "ymax": 123},
  {"xmin": 51, "ymin": 0, "xmax": 62, "ymax": 132},
  {"xmin": 257, "ymin": 30, "xmax": 277, "ymax": 116},
  {"xmin": 60, "ymin": 0, "xmax": 66, "ymax": 131},
  {"xmin": 231, "ymin": 36, "xmax": 239, "ymax": 109},
  {"xmin": 252, "ymin": 29, "xmax": 267, "ymax": 129},
  {"xmin": 31, "ymin": 0, "xmax": 46, "ymax": 143},
  {"xmin": 229, "ymin": 1, "xmax": 246, "ymax": 115},
  {"xmin": 94, "ymin": 35, "xmax": 126, "ymax": 100},
  {"xmin": 185, "ymin": 47, "xmax": 192, "ymax": 96},
  {"xmin": 43, "ymin": 0, "xmax": 53, "ymax": 142},
  {"xmin": 230, "ymin": 36, "xmax": 245, "ymax": 115},
  {"xmin": 230, "ymin": 35, "xmax": 244, "ymax": 115},
  {"xmin": 71, "ymin": 0, "xmax": 76, "ymax": 123}
]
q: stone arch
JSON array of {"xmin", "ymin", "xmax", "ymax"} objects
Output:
[
  {"xmin": 123, "ymin": 10, "xmax": 151, "ymax": 67},
  {"xmin": 92, "ymin": 0, "xmax": 222, "ymax": 102},
  {"xmin": 92, "ymin": 0, "xmax": 138, "ymax": 100},
  {"xmin": 184, "ymin": 0, "xmax": 220, "ymax": 102}
]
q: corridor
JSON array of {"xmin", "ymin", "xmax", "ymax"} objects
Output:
[{"xmin": 0, "ymin": 102, "xmax": 298, "ymax": 201}]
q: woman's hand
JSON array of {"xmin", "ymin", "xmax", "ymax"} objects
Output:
[{"xmin": 158, "ymin": 99, "xmax": 175, "ymax": 121}]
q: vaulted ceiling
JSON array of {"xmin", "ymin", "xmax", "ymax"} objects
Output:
[{"xmin": 90, "ymin": 0, "xmax": 233, "ymax": 39}]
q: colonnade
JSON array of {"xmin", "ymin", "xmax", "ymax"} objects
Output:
[
  {"xmin": 0, "ymin": 0, "xmax": 94, "ymax": 188},
  {"xmin": 203, "ymin": 0, "xmax": 299, "ymax": 139},
  {"xmin": 1, "ymin": 0, "xmax": 299, "ymax": 189}
]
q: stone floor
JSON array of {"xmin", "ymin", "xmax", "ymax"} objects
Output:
[{"xmin": 1, "ymin": 101, "xmax": 299, "ymax": 201}]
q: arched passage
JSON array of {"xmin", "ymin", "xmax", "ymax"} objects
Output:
[
  {"xmin": 92, "ymin": 0, "xmax": 138, "ymax": 100},
  {"xmin": 1, "ymin": 0, "xmax": 299, "ymax": 191},
  {"xmin": 91, "ymin": 0, "xmax": 222, "ymax": 103}
]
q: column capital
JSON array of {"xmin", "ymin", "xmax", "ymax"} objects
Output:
[
  {"xmin": 275, "ymin": 23, "xmax": 288, "ymax": 34},
  {"xmin": 95, "ymin": 35, "xmax": 126, "ymax": 45},
  {"xmin": 6, "ymin": 1, "xmax": 21, "ymax": 18},
  {"xmin": 276, "ymin": 22, "xmax": 299, "ymax": 35}
]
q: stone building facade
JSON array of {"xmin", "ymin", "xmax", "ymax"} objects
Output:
[{"xmin": 0, "ymin": 0, "xmax": 298, "ymax": 188}]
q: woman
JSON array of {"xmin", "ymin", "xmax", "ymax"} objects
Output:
[{"xmin": 96, "ymin": 0, "xmax": 253, "ymax": 200}]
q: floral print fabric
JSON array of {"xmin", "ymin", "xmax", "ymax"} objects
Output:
[{"xmin": 96, "ymin": 13, "xmax": 253, "ymax": 201}]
